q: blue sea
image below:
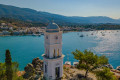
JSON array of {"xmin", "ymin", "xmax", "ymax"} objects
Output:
[{"xmin": 0, "ymin": 30, "xmax": 120, "ymax": 70}]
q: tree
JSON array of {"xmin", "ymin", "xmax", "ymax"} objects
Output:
[
  {"xmin": 0, "ymin": 63, "xmax": 6, "ymax": 80},
  {"xmin": 0, "ymin": 50, "xmax": 24, "ymax": 80},
  {"xmin": 72, "ymin": 49, "xmax": 108, "ymax": 78},
  {"xmin": 96, "ymin": 68, "xmax": 117, "ymax": 80},
  {"xmin": 5, "ymin": 49, "xmax": 13, "ymax": 80}
]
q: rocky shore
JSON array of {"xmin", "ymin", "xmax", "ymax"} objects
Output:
[
  {"xmin": 17, "ymin": 58, "xmax": 120, "ymax": 80},
  {"xmin": 23, "ymin": 57, "xmax": 43, "ymax": 80}
]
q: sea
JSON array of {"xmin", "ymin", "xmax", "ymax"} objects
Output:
[{"xmin": 0, "ymin": 30, "xmax": 120, "ymax": 70}]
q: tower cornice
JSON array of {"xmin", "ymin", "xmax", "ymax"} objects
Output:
[{"xmin": 42, "ymin": 54, "xmax": 64, "ymax": 60}]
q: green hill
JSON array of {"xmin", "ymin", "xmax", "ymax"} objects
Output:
[{"xmin": 0, "ymin": 4, "xmax": 120, "ymax": 25}]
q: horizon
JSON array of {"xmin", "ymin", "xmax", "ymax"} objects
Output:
[{"xmin": 0, "ymin": 0, "xmax": 120, "ymax": 19}]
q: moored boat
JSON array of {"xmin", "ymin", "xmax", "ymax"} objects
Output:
[
  {"xmin": 80, "ymin": 34, "xmax": 84, "ymax": 37},
  {"xmin": 116, "ymin": 66, "xmax": 120, "ymax": 71},
  {"xmin": 73, "ymin": 62, "xmax": 79, "ymax": 67},
  {"xmin": 65, "ymin": 61, "xmax": 71, "ymax": 65}
]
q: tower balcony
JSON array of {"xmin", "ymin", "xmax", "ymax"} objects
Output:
[{"xmin": 42, "ymin": 54, "xmax": 64, "ymax": 60}]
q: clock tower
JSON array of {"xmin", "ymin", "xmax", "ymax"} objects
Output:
[{"xmin": 42, "ymin": 22, "xmax": 64, "ymax": 80}]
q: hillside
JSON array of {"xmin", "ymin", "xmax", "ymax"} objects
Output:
[
  {"xmin": 0, "ymin": 4, "xmax": 120, "ymax": 25},
  {"xmin": 0, "ymin": 17, "xmax": 46, "ymax": 27}
]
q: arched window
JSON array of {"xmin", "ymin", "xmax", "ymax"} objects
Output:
[
  {"xmin": 57, "ymin": 49, "xmax": 59, "ymax": 57},
  {"xmin": 45, "ymin": 65, "xmax": 47, "ymax": 73},
  {"xmin": 53, "ymin": 49, "xmax": 55, "ymax": 58},
  {"xmin": 46, "ymin": 35, "xmax": 48, "ymax": 39}
]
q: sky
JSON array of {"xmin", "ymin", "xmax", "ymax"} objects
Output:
[{"xmin": 0, "ymin": 0, "xmax": 120, "ymax": 19}]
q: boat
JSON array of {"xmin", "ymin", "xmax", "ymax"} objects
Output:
[
  {"xmin": 32, "ymin": 33, "xmax": 41, "ymax": 36},
  {"xmin": 102, "ymin": 33, "xmax": 105, "ymax": 36},
  {"xmin": 116, "ymin": 66, "xmax": 120, "ymax": 71},
  {"xmin": 38, "ymin": 34, "xmax": 41, "ymax": 37},
  {"xmin": 65, "ymin": 61, "xmax": 71, "ymax": 65},
  {"xmin": 41, "ymin": 33, "xmax": 44, "ymax": 35},
  {"xmin": 73, "ymin": 62, "xmax": 79, "ymax": 67},
  {"xmin": 32, "ymin": 33, "xmax": 37, "ymax": 36},
  {"xmin": 91, "ymin": 33, "xmax": 94, "ymax": 35},
  {"xmin": 80, "ymin": 34, "xmax": 84, "ymax": 37}
]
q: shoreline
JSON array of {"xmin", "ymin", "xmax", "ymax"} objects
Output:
[{"xmin": 0, "ymin": 30, "xmax": 120, "ymax": 37}]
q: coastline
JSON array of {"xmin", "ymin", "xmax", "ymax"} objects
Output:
[
  {"xmin": 0, "ymin": 30, "xmax": 120, "ymax": 71},
  {"xmin": 0, "ymin": 30, "xmax": 119, "ymax": 37}
]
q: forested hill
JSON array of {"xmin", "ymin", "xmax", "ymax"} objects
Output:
[
  {"xmin": 0, "ymin": 4, "xmax": 120, "ymax": 25},
  {"xmin": 0, "ymin": 17, "xmax": 46, "ymax": 27}
]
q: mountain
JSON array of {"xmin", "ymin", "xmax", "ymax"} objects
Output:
[{"xmin": 0, "ymin": 4, "xmax": 120, "ymax": 25}]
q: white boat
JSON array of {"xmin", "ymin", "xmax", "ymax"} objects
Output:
[
  {"xmin": 32, "ymin": 33, "xmax": 37, "ymax": 36},
  {"xmin": 38, "ymin": 34, "xmax": 41, "ymax": 37},
  {"xmin": 65, "ymin": 61, "xmax": 71, "ymax": 65},
  {"xmin": 102, "ymin": 33, "xmax": 105, "ymax": 36},
  {"xmin": 73, "ymin": 62, "xmax": 79, "ymax": 67},
  {"xmin": 116, "ymin": 66, "xmax": 120, "ymax": 71}
]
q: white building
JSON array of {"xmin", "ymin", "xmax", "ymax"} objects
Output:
[
  {"xmin": 42, "ymin": 22, "xmax": 64, "ymax": 80},
  {"xmin": 2, "ymin": 31, "xmax": 10, "ymax": 35},
  {"xmin": 0, "ymin": 32, "xmax": 3, "ymax": 36}
]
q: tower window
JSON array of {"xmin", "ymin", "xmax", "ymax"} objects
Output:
[
  {"xmin": 53, "ymin": 49, "xmax": 55, "ymax": 58},
  {"xmin": 57, "ymin": 49, "xmax": 59, "ymax": 57},
  {"xmin": 45, "ymin": 65, "xmax": 47, "ymax": 73},
  {"xmin": 46, "ymin": 36, "xmax": 48, "ymax": 39}
]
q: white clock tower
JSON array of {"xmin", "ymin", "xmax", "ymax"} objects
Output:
[{"xmin": 42, "ymin": 22, "xmax": 64, "ymax": 80}]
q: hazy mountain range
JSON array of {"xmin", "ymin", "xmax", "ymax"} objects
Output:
[{"xmin": 0, "ymin": 4, "xmax": 120, "ymax": 25}]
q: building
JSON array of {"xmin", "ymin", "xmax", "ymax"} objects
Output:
[
  {"xmin": 0, "ymin": 32, "xmax": 3, "ymax": 36},
  {"xmin": 42, "ymin": 22, "xmax": 64, "ymax": 80},
  {"xmin": 2, "ymin": 31, "xmax": 10, "ymax": 35}
]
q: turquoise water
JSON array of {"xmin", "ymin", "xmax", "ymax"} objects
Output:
[{"xmin": 0, "ymin": 30, "xmax": 120, "ymax": 70}]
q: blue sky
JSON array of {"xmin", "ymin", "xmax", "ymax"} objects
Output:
[{"xmin": 0, "ymin": 0, "xmax": 120, "ymax": 19}]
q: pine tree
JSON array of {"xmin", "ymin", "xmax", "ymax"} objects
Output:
[
  {"xmin": 72, "ymin": 49, "xmax": 108, "ymax": 78},
  {"xmin": 5, "ymin": 49, "xmax": 13, "ymax": 80}
]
